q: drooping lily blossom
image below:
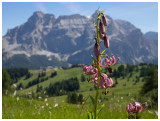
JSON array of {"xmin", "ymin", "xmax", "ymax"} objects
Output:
[
  {"xmin": 126, "ymin": 103, "xmax": 135, "ymax": 113},
  {"xmin": 99, "ymin": 55, "xmax": 120, "ymax": 67},
  {"xmin": 126, "ymin": 102, "xmax": 147, "ymax": 113},
  {"xmin": 105, "ymin": 55, "xmax": 120, "ymax": 66},
  {"xmin": 135, "ymin": 102, "xmax": 147, "ymax": 113},
  {"xmin": 102, "ymin": 14, "xmax": 108, "ymax": 26},
  {"xmin": 104, "ymin": 34, "xmax": 109, "ymax": 48},
  {"xmin": 83, "ymin": 65, "xmax": 98, "ymax": 75},
  {"xmin": 92, "ymin": 73, "xmax": 113, "ymax": 88},
  {"xmin": 99, "ymin": 19, "xmax": 105, "ymax": 34},
  {"xmin": 104, "ymin": 78, "xmax": 113, "ymax": 88},
  {"xmin": 99, "ymin": 73, "xmax": 108, "ymax": 88}
]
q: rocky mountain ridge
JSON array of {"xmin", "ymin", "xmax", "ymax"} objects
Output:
[{"xmin": 2, "ymin": 11, "xmax": 158, "ymax": 69}]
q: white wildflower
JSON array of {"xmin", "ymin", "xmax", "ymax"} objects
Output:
[
  {"xmin": 148, "ymin": 110, "xmax": 153, "ymax": 114},
  {"xmin": 46, "ymin": 103, "xmax": 48, "ymax": 106},
  {"xmin": 155, "ymin": 111, "xmax": 158, "ymax": 116},
  {"xmin": 119, "ymin": 105, "xmax": 122, "ymax": 112},
  {"xmin": 54, "ymin": 103, "xmax": 58, "ymax": 107},
  {"xmin": 77, "ymin": 104, "xmax": 79, "ymax": 109},
  {"xmin": 45, "ymin": 98, "xmax": 47, "ymax": 102},
  {"xmin": 17, "ymin": 97, "xmax": 19, "ymax": 101},
  {"xmin": 98, "ymin": 99, "xmax": 101, "ymax": 103},
  {"xmin": 121, "ymin": 97, "xmax": 123, "ymax": 100},
  {"xmin": 38, "ymin": 96, "xmax": 42, "ymax": 99},
  {"xmin": 13, "ymin": 90, "xmax": 17, "ymax": 97},
  {"xmin": 13, "ymin": 84, "xmax": 17, "ymax": 88},
  {"xmin": 5, "ymin": 90, "xmax": 8, "ymax": 95},
  {"xmin": 28, "ymin": 92, "xmax": 32, "ymax": 95},
  {"xmin": 49, "ymin": 111, "xmax": 51, "ymax": 116},
  {"xmin": 42, "ymin": 106, "xmax": 44, "ymax": 109}
]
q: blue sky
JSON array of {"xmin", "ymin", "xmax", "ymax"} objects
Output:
[{"xmin": 2, "ymin": 2, "xmax": 158, "ymax": 36}]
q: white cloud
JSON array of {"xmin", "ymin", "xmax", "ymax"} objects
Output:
[
  {"xmin": 35, "ymin": 3, "xmax": 47, "ymax": 13},
  {"xmin": 59, "ymin": 2, "xmax": 90, "ymax": 16}
]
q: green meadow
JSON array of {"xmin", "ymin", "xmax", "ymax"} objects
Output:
[{"xmin": 2, "ymin": 64, "xmax": 158, "ymax": 119}]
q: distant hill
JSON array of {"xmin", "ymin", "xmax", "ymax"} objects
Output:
[
  {"xmin": 144, "ymin": 31, "xmax": 158, "ymax": 40},
  {"xmin": 2, "ymin": 11, "xmax": 158, "ymax": 69}
]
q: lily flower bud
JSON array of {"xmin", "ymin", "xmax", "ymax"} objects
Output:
[
  {"xmin": 102, "ymin": 14, "xmax": 108, "ymax": 26},
  {"xmin": 99, "ymin": 31, "xmax": 104, "ymax": 40},
  {"xmin": 94, "ymin": 42, "xmax": 100, "ymax": 58},
  {"xmin": 99, "ymin": 19, "xmax": 105, "ymax": 34},
  {"xmin": 108, "ymin": 67, "xmax": 113, "ymax": 73},
  {"xmin": 104, "ymin": 34, "xmax": 109, "ymax": 48}
]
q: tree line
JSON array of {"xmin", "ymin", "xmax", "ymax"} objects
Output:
[
  {"xmin": 25, "ymin": 71, "xmax": 57, "ymax": 89},
  {"xmin": 6, "ymin": 68, "xmax": 32, "ymax": 84},
  {"xmin": 45, "ymin": 77, "xmax": 80, "ymax": 96}
]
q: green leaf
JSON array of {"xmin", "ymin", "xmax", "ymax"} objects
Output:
[
  {"xmin": 105, "ymin": 27, "xmax": 109, "ymax": 31},
  {"xmin": 101, "ymin": 54, "xmax": 108, "ymax": 57},
  {"xmin": 98, "ymin": 14, "xmax": 101, "ymax": 19},
  {"xmin": 87, "ymin": 111, "xmax": 93, "ymax": 119},
  {"xmin": 93, "ymin": 20, "xmax": 96, "ymax": 27},
  {"xmin": 101, "ymin": 9, "xmax": 105, "ymax": 14},
  {"xmin": 96, "ymin": 104, "xmax": 105, "ymax": 116},
  {"xmin": 101, "ymin": 48, "xmax": 106, "ymax": 55},
  {"xmin": 91, "ymin": 55, "xmax": 97, "ymax": 66},
  {"xmin": 90, "ymin": 95, "xmax": 96, "ymax": 108}
]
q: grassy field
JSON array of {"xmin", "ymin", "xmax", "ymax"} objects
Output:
[{"xmin": 2, "ymin": 65, "xmax": 158, "ymax": 119}]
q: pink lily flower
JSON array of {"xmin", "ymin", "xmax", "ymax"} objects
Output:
[
  {"xmin": 126, "ymin": 102, "xmax": 147, "ymax": 113},
  {"xmin": 93, "ymin": 73, "xmax": 113, "ymax": 88},
  {"xmin": 104, "ymin": 77, "xmax": 113, "ymax": 88},
  {"xmin": 105, "ymin": 55, "xmax": 120, "ymax": 66},
  {"xmin": 98, "ymin": 73, "xmax": 108, "ymax": 88},
  {"xmin": 126, "ymin": 103, "xmax": 135, "ymax": 113},
  {"xmin": 135, "ymin": 102, "xmax": 147, "ymax": 112},
  {"xmin": 83, "ymin": 65, "xmax": 98, "ymax": 75}
]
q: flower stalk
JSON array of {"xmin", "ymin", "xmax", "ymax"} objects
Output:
[
  {"xmin": 83, "ymin": 9, "xmax": 120, "ymax": 119},
  {"xmin": 94, "ymin": 16, "xmax": 101, "ymax": 119}
]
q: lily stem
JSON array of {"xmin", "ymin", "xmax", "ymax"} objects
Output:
[{"xmin": 94, "ymin": 17, "xmax": 101, "ymax": 119}]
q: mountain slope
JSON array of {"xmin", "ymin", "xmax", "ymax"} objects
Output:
[{"xmin": 2, "ymin": 11, "xmax": 158, "ymax": 69}]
